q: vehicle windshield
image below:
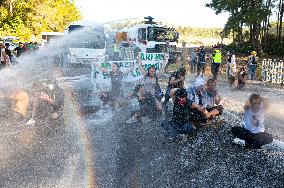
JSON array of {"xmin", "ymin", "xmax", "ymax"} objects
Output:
[
  {"xmin": 67, "ymin": 26, "xmax": 106, "ymax": 49},
  {"xmin": 147, "ymin": 26, "xmax": 179, "ymax": 42}
]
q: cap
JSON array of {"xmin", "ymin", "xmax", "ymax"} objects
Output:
[{"xmin": 251, "ymin": 51, "xmax": 257, "ymax": 55}]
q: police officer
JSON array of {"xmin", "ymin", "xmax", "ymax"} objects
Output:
[{"xmin": 211, "ymin": 46, "xmax": 222, "ymax": 80}]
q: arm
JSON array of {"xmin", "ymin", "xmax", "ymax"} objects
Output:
[
  {"xmin": 169, "ymin": 76, "xmax": 184, "ymax": 85},
  {"xmin": 262, "ymin": 97, "xmax": 269, "ymax": 111},
  {"xmin": 137, "ymin": 54, "xmax": 147, "ymax": 76},
  {"xmin": 215, "ymin": 94, "xmax": 222, "ymax": 105},
  {"xmin": 94, "ymin": 63, "xmax": 110, "ymax": 74},
  {"xmin": 122, "ymin": 62, "xmax": 135, "ymax": 76},
  {"xmin": 243, "ymin": 99, "xmax": 251, "ymax": 111},
  {"xmin": 157, "ymin": 54, "xmax": 169, "ymax": 78}
]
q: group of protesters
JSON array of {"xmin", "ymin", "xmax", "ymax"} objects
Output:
[
  {"xmin": 0, "ymin": 41, "xmax": 39, "ymax": 68},
  {"xmin": 95, "ymin": 44, "xmax": 273, "ymax": 149},
  {"xmin": 0, "ymin": 79, "xmax": 65, "ymax": 133}
]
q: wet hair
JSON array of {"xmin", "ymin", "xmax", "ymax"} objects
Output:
[
  {"xmin": 175, "ymin": 88, "xmax": 188, "ymax": 98},
  {"xmin": 249, "ymin": 94, "xmax": 261, "ymax": 103},
  {"xmin": 112, "ymin": 62, "xmax": 120, "ymax": 69},
  {"xmin": 177, "ymin": 68, "xmax": 186, "ymax": 76},
  {"xmin": 206, "ymin": 79, "xmax": 216, "ymax": 86},
  {"xmin": 146, "ymin": 65, "xmax": 156, "ymax": 76},
  {"xmin": 134, "ymin": 84, "xmax": 144, "ymax": 94}
]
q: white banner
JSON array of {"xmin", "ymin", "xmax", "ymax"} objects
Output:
[{"xmin": 91, "ymin": 53, "xmax": 166, "ymax": 91}]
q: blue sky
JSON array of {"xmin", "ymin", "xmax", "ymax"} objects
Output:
[{"xmin": 74, "ymin": 0, "xmax": 230, "ymax": 28}]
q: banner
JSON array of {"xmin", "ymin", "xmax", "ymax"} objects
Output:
[
  {"xmin": 91, "ymin": 53, "xmax": 166, "ymax": 91},
  {"xmin": 261, "ymin": 59, "xmax": 284, "ymax": 84}
]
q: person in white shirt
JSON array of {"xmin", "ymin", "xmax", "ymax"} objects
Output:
[
  {"xmin": 226, "ymin": 51, "xmax": 237, "ymax": 88},
  {"xmin": 231, "ymin": 94, "xmax": 273, "ymax": 149}
]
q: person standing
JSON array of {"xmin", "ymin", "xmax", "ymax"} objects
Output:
[
  {"xmin": 190, "ymin": 48, "xmax": 198, "ymax": 74},
  {"xmin": 0, "ymin": 43, "xmax": 9, "ymax": 68},
  {"xmin": 211, "ymin": 46, "xmax": 222, "ymax": 80},
  {"xmin": 181, "ymin": 42, "xmax": 188, "ymax": 68},
  {"xmin": 4, "ymin": 43, "xmax": 12, "ymax": 61},
  {"xmin": 226, "ymin": 51, "xmax": 237, "ymax": 88},
  {"xmin": 13, "ymin": 42, "xmax": 26, "ymax": 58},
  {"xmin": 248, "ymin": 51, "xmax": 258, "ymax": 80},
  {"xmin": 197, "ymin": 45, "xmax": 206, "ymax": 77}
]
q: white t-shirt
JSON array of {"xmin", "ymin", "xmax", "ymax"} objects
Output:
[
  {"xmin": 228, "ymin": 55, "xmax": 237, "ymax": 76},
  {"xmin": 244, "ymin": 104, "xmax": 265, "ymax": 133}
]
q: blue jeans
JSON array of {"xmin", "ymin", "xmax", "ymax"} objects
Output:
[
  {"xmin": 211, "ymin": 62, "xmax": 221, "ymax": 80},
  {"xmin": 249, "ymin": 64, "xmax": 257, "ymax": 80},
  {"xmin": 191, "ymin": 60, "xmax": 197, "ymax": 73},
  {"xmin": 161, "ymin": 120, "xmax": 194, "ymax": 137}
]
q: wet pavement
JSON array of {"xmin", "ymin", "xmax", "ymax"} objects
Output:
[{"xmin": 0, "ymin": 68, "xmax": 284, "ymax": 187}]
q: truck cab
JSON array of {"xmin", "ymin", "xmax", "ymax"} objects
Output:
[{"xmin": 62, "ymin": 20, "xmax": 107, "ymax": 75}]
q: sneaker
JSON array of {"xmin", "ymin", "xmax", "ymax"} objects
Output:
[
  {"xmin": 141, "ymin": 117, "xmax": 151, "ymax": 124},
  {"xmin": 232, "ymin": 138, "xmax": 245, "ymax": 146},
  {"xmin": 126, "ymin": 116, "xmax": 137, "ymax": 124}
]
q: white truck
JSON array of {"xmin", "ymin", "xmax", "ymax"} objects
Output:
[
  {"xmin": 117, "ymin": 16, "xmax": 180, "ymax": 63},
  {"xmin": 62, "ymin": 20, "xmax": 107, "ymax": 74}
]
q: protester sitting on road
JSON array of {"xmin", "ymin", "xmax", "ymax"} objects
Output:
[
  {"xmin": 0, "ymin": 88, "xmax": 31, "ymax": 123},
  {"xmin": 126, "ymin": 84, "xmax": 158, "ymax": 124},
  {"xmin": 164, "ymin": 67, "xmax": 186, "ymax": 105},
  {"xmin": 30, "ymin": 81, "xmax": 64, "ymax": 124},
  {"xmin": 231, "ymin": 94, "xmax": 273, "ymax": 149},
  {"xmin": 95, "ymin": 62, "xmax": 135, "ymax": 108},
  {"xmin": 137, "ymin": 54, "xmax": 169, "ymax": 111},
  {"xmin": 187, "ymin": 78, "xmax": 223, "ymax": 125}
]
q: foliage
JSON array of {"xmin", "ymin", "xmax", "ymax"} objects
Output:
[
  {"xmin": 0, "ymin": 0, "xmax": 81, "ymax": 41},
  {"xmin": 206, "ymin": 0, "xmax": 284, "ymax": 56}
]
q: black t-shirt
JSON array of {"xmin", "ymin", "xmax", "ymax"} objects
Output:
[
  {"xmin": 172, "ymin": 98, "xmax": 193, "ymax": 125},
  {"xmin": 14, "ymin": 46, "xmax": 25, "ymax": 57},
  {"xmin": 168, "ymin": 71, "xmax": 184, "ymax": 89},
  {"xmin": 5, "ymin": 48, "xmax": 12, "ymax": 59}
]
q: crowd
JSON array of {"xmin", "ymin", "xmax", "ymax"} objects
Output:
[
  {"xmin": 96, "ymin": 44, "xmax": 273, "ymax": 150},
  {"xmin": 0, "ymin": 79, "xmax": 65, "ymax": 132},
  {"xmin": 0, "ymin": 39, "xmax": 273, "ymax": 150},
  {"xmin": 0, "ymin": 41, "xmax": 39, "ymax": 67}
]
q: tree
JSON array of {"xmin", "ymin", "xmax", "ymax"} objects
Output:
[{"xmin": 0, "ymin": 0, "xmax": 81, "ymax": 41}]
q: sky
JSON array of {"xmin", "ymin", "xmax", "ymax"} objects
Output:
[{"xmin": 74, "ymin": 0, "xmax": 230, "ymax": 28}]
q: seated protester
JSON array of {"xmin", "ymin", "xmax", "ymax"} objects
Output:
[
  {"xmin": 6, "ymin": 89, "xmax": 30, "ymax": 123},
  {"xmin": 126, "ymin": 84, "xmax": 158, "ymax": 124},
  {"xmin": 161, "ymin": 88, "xmax": 199, "ymax": 135},
  {"xmin": 237, "ymin": 66, "xmax": 247, "ymax": 90},
  {"xmin": 95, "ymin": 62, "xmax": 135, "ymax": 108},
  {"xmin": 232, "ymin": 94, "xmax": 273, "ymax": 149},
  {"xmin": 187, "ymin": 78, "xmax": 223, "ymax": 125},
  {"xmin": 30, "ymin": 82, "xmax": 62, "ymax": 123},
  {"xmin": 137, "ymin": 54, "xmax": 169, "ymax": 111},
  {"xmin": 164, "ymin": 68, "xmax": 186, "ymax": 105}
]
